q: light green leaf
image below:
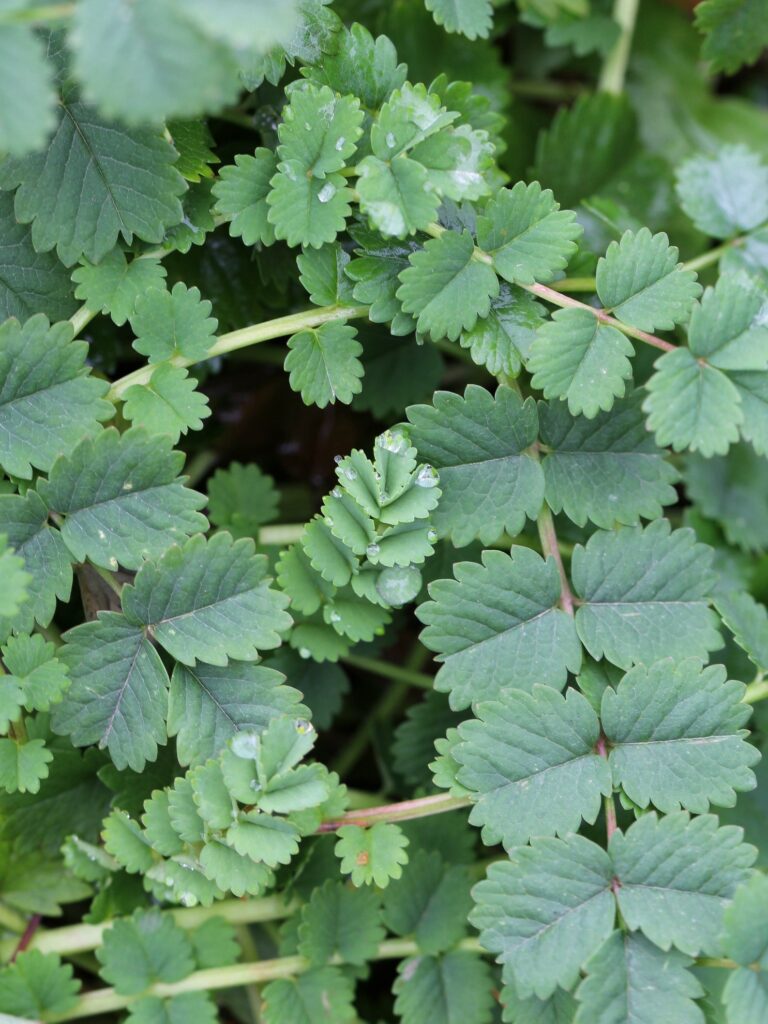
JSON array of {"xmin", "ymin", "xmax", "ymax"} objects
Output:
[
  {"xmin": 596, "ymin": 228, "xmax": 701, "ymax": 332},
  {"xmin": 611, "ymin": 812, "xmax": 756, "ymax": 956},
  {"xmin": 397, "ymin": 230, "xmax": 499, "ymax": 341},
  {"xmin": 688, "ymin": 272, "xmax": 768, "ymax": 371},
  {"xmin": 2, "ymin": 633, "xmax": 69, "ymax": 713},
  {"xmin": 262, "ymin": 966, "xmax": 356, "ymax": 1024},
  {"xmin": 476, "ymin": 182, "xmax": 581, "ymax": 286},
  {"xmin": 382, "ymin": 848, "xmax": 472, "ymax": 954},
  {"xmin": 424, "ymin": 0, "xmax": 493, "ymax": 39},
  {"xmin": 0, "ymin": 535, "xmax": 29, "ymax": 622},
  {"xmin": 267, "ymin": 162, "xmax": 352, "ymax": 248},
  {"xmin": 298, "ymin": 244, "xmax": 355, "ymax": 307},
  {"xmin": 0, "ymin": 102, "xmax": 185, "ymax": 266},
  {"xmin": 346, "ymin": 226, "xmax": 419, "ymax": 334},
  {"xmin": 97, "ymin": 909, "xmax": 195, "ymax": 995},
  {"xmin": 456, "ymin": 686, "xmax": 611, "ymax": 849},
  {"xmin": 0, "ymin": 738, "xmax": 52, "ymax": 794},
  {"xmin": 643, "ymin": 347, "xmax": 743, "ymax": 456},
  {"xmin": 285, "ymin": 321, "xmax": 363, "ymax": 408},
  {"xmin": 131, "ymin": 283, "xmax": 217, "ymax": 364},
  {"xmin": 528, "ymin": 308, "xmax": 634, "ymax": 418},
  {"xmin": 575, "ymin": 931, "xmax": 704, "ymax": 1024},
  {"xmin": 539, "ymin": 393, "xmax": 678, "ymax": 528},
  {"xmin": 198, "ymin": 840, "xmax": 273, "ymax": 897},
  {"xmin": 53, "ymin": 612, "xmax": 170, "ymax": 772},
  {"xmin": 335, "ymin": 822, "xmax": 409, "ymax": 887},
  {"xmin": 728, "ymin": 369, "xmax": 768, "ymax": 456},
  {"xmin": 500, "ymin": 985, "xmax": 577, "ymax": 1024},
  {"xmin": 458, "ymin": 283, "xmax": 546, "ymax": 378},
  {"xmin": 0, "ymin": 24, "xmax": 55, "ymax": 157},
  {"xmin": 126, "ymin": 992, "xmax": 218, "ymax": 1024},
  {"xmin": 207, "ymin": 462, "xmax": 279, "ymax": 539},
  {"xmin": 213, "ymin": 149, "xmax": 277, "ymax": 247},
  {"xmin": 715, "ymin": 590, "xmax": 768, "ymax": 672},
  {"xmin": 676, "ymin": 145, "xmax": 768, "ymax": 238},
  {"xmin": 393, "ymin": 951, "xmax": 495, "ymax": 1024},
  {"xmin": 695, "ymin": 0, "xmax": 768, "ymax": 74},
  {"xmin": 122, "ymin": 532, "xmax": 292, "ymax": 666},
  {"xmin": 0, "ymin": 950, "xmax": 80, "ymax": 1021},
  {"xmin": 356, "ymin": 155, "xmax": 440, "ymax": 238},
  {"xmin": 721, "ymin": 875, "xmax": 768, "ymax": 1024},
  {"xmin": 226, "ymin": 811, "xmax": 300, "ymax": 867},
  {"xmin": 123, "ymin": 365, "xmax": 211, "ymax": 444},
  {"xmin": 278, "ymin": 84, "xmax": 363, "ymax": 178},
  {"xmin": 417, "ymin": 547, "xmax": 582, "ymax": 708},
  {"xmin": 102, "ymin": 808, "xmax": 155, "ymax": 874},
  {"xmin": 300, "ymin": 22, "xmax": 406, "ymax": 110},
  {"xmin": 471, "ymin": 834, "xmax": 615, "ymax": 999},
  {"xmin": 297, "ymin": 879, "xmax": 384, "ymax": 965},
  {"xmin": 72, "ymin": 250, "xmax": 167, "ymax": 327},
  {"xmin": 572, "ymin": 521, "xmax": 720, "ymax": 670},
  {"xmin": 0, "ymin": 315, "xmax": 112, "ymax": 479},
  {"xmin": 38, "ymin": 428, "xmax": 207, "ymax": 571},
  {"xmin": 167, "ymin": 120, "xmax": 219, "ymax": 183}
]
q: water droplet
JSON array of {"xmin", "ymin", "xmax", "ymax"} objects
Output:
[
  {"xmin": 299, "ymin": 647, "xmax": 311, "ymax": 660},
  {"xmin": 304, "ymin": 122, "xmax": 312, "ymax": 131},
  {"xmin": 415, "ymin": 465, "xmax": 440, "ymax": 488},
  {"xmin": 317, "ymin": 182, "xmax": 337, "ymax": 204},
  {"xmin": 231, "ymin": 732, "xmax": 260, "ymax": 759},
  {"xmin": 329, "ymin": 611, "xmax": 341, "ymax": 623},
  {"xmin": 427, "ymin": 528, "xmax": 438, "ymax": 543},
  {"xmin": 334, "ymin": 455, "xmax": 342, "ymax": 465},
  {"xmin": 379, "ymin": 490, "xmax": 389, "ymax": 503},
  {"xmin": 344, "ymin": 467, "xmax": 357, "ymax": 481},
  {"xmin": 122, "ymin": 481, "xmax": 133, "ymax": 491},
  {"xmin": 375, "ymin": 427, "xmax": 410, "ymax": 454},
  {"xmin": 179, "ymin": 892, "xmax": 197, "ymax": 907},
  {"xmin": 335, "ymin": 136, "xmax": 346, "ymax": 151},
  {"xmin": 367, "ymin": 542, "xmax": 380, "ymax": 558},
  {"xmin": 325, "ymin": 516, "xmax": 334, "ymax": 527},
  {"xmin": 109, "ymin": 557, "xmax": 118, "ymax": 570},
  {"xmin": 386, "ymin": 131, "xmax": 396, "ymax": 149},
  {"xmin": 376, "ymin": 566, "xmax": 423, "ymax": 607},
  {"xmin": 295, "ymin": 718, "xmax": 313, "ymax": 734},
  {"xmin": 250, "ymin": 780, "xmax": 262, "ymax": 792},
  {"xmin": 331, "ymin": 487, "xmax": 342, "ymax": 498}
]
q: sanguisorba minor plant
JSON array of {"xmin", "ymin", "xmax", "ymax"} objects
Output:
[{"xmin": 1, "ymin": 0, "xmax": 768, "ymax": 1021}]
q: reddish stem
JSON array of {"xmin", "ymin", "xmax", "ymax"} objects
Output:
[
  {"xmin": 11, "ymin": 914, "xmax": 42, "ymax": 962},
  {"xmin": 316, "ymin": 793, "xmax": 471, "ymax": 833}
]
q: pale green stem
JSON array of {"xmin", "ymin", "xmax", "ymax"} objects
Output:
[
  {"xmin": 2, "ymin": 2, "xmax": 73, "ymax": 22},
  {"xmin": 536, "ymin": 504, "xmax": 575, "ymax": 615},
  {"xmin": 0, "ymin": 902, "xmax": 28, "ymax": 934},
  {"xmin": 316, "ymin": 792, "xmax": 472, "ymax": 832},
  {"xmin": 68, "ymin": 305, "xmax": 99, "ymax": 339},
  {"xmin": 555, "ymin": 277, "xmax": 599, "ymax": 292},
  {"xmin": 744, "ymin": 675, "xmax": 768, "ymax": 704},
  {"xmin": 108, "ymin": 305, "xmax": 369, "ymax": 400},
  {"xmin": 51, "ymin": 938, "xmax": 484, "ymax": 1020},
  {"xmin": 341, "ymin": 653, "xmax": 433, "ymax": 690},
  {"xmin": 258, "ymin": 523, "xmax": 306, "ymax": 546},
  {"xmin": 598, "ymin": 0, "xmax": 640, "ymax": 94}
]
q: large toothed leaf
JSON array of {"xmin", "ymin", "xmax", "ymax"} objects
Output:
[
  {"xmin": 596, "ymin": 229, "xmax": 701, "ymax": 332},
  {"xmin": 695, "ymin": 0, "xmax": 768, "ymax": 75},
  {"xmin": 643, "ymin": 347, "xmax": 743, "ymax": 457},
  {"xmin": 676, "ymin": 145, "xmax": 768, "ymax": 238},
  {"xmin": 0, "ymin": 102, "xmax": 185, "ymax": 267},
  {"xmin": 284, "ymin": 321, "xmax": 363, "ymax": 408},
  {"xmin": 539, "ymin": 393, "xmax": 678, "ymax": 528},
  {"xmin": 610, "ymin": 812, "xmax": 756, "ymax": 956},
  {"xmin": 122, "ymin": 533, "xmax": 292, "ymax": 667},
  {"xmin": 476, "ymin": 182, "xmax": 581, "ymax": 286},
  {"xmin": 168, "ymin": 661, "xmax": 305, "ymax": 767},
  {"xmin": 356, "ymin": 154, "xmax": 440, "ymax": 238},
  {"xmin": 574, "ymin": 931, "xmax": 704, "ymax": 1024},
  {"xmin": 213, "ymin": 149, "xmax": 278, "ymax": 247},
  {"xmin": 396, "ymin": 230, "xmax": 499, "ymax": 341},
  {"xmin": 687, "ymin": 272, "xmax": 768, "ymax": 371},
  {"xmin": 407, "ymin": 385, "xmax": 543, "ymax": 546},
  {"xmin": 52, "ymin": 613, "xmax": 170, "ymax": 772},
  {"xmin": 393, "ymin": 951, "xmax": 495, "ymax": 1024},
  {"xmin": 277, "ymin": 84, "xmax": 363, "ymax": 178},
  {"xmin": 38, "ymin": 429, "xmax": 208, "ymax": 571},
  {"xmin": 602, "ymin": 659, "xmax": 758, "ymax": 814},
  {"xmin": 300, "ymin": 21, "xmax": 406, "ymax": 108},
  {"xmin": 572, "ymin": 521, "xmax": 720, "ymax": 670},
  {"xmin": 528, "ymin": 308, "xmax": 634, "ymax": 419},
  {"xmin": 417, "ymin": 547, "xmax": 582, "ymax": 709},
  {"xmin": 0, "ymin": 315, "xmax": 112, "ymax": 479},
  {"xmin": 715, "ymin": 590, "xmax": 768, "ymax": 672},
  {"xmin": 455, "ymin": 686, "xmax": 611, "ymax": 849},
  {"xmin": 267, "ymin": 162, "xmax": 352, "ymax": 248},
  {"xmin": 470, "ymin": 834, "xmax": 615, "ymax": 999},
  {"xmin": 71, "ymin": 249, "xmax": 167, "ymax": 328}
]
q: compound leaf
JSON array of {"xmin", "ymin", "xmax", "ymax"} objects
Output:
[
  {"xmin": 335, "ymin": 822, "xmax": 409, "ymax": 887},
  {"xmin": 277, "ymin": 84, "xmax": 363, "ymax": 178},
  {"xmin": 284, "ymin": 321, "xmax": 363, "ymax": 408},
  {"xmin": 122, "ymin": 365, "xmax": 211, "ymax": 444},
  {"xmin": 72, "ymin": 249, "xmax": 167, "ymax": 327},
  {"xmin": 131, "ymin": 283, "xmax": 217, "ymax": 364}
]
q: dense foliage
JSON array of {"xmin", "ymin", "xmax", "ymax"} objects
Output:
[{"xmin": 1, "ymin": 1, "xmax": 768, "ymax": 1022}]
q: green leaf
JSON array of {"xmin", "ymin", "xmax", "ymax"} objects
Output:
[
  {"xmin": 476, "ymin": 182, "xmax": 581, "ymax": 286},
  {"xmin": 297, "ymin": 879, "xmax": 384, "ymax": 965},
  {"xmin": 72, "ymin": 0, "xmax": 241, "ymax": 124},
  {"xmin": 53, "ymin": 612, "xmax": 170, "ymax": 772},
  {"xmin": 126, "ymin": 992, "xmax": 218, "ymax": 1024},
  {"xmin": 262, "ymin": 966, "xmax": 356, "ymax": 1024},
  {"xmin": 722, "ymin": 875, "xmax": 768, "ymax": 1024},
  {"xmin": 715, "ymin": 590, "xmax": 768, "ymax": 671},
  {"xmin": 268, "ymin": 163, "xmax": 352, "ymax": 248},
  {"xmin": 0, "ymin": 191, "xmax": 77, "ymax": 324},
  {"xmin": 695, "ymin": 0, "xmax": 768, "ymax": 74},
  {"xmin": 458, "ymin": 283, "xmax": 546, "ymax": 378},
  {"xmin": 335, "ymin": 822, "xmax": 409, "ymax": 887},
  {"xmin": 392, "ymin": 690, "xmax": 463, "ymax": 788},
  {"xmin": 123, "ymin": 365, "xmax": 211, "ymax": 444},
  {"xmin": 417, "ymin": 547, "xmax": 582, "ymax": 708},
  {"xmin": 0, "ymin": 950, "xmax": 80, "ymax": 1021},
  {"xmin": 539, "ymin": 393, "xmax": 678, "ymax": 528},
  {"xmin": 424, "ymin": 0, "xmax": 492, "ymax": 39},
  {"xmin": 686, "ymin": 443, "xmax": 768, "ymax": 551},
  {"xmin": 285, "ymin": 321, "xmax": 363, "ymax": 408},
  {"xmin": 38, "ymin": 428, "xmax": 207, "ymax": 571},
  {"xmin": 676, "ymin": 145, "xmax": 768, "ymax": 238},
  {"xmin": 471, "ymin": 834, "xmax": 615, "ymax": 999},
  {"xmin": 168, "ymin": 660, "xmax": 304, "ymax": 767},
  {"xmin": 500, "ymin": 985, "xmax": 577, "ymax": 1024},
  {"xmin": 298, "ymin": 244, "xmax": 355, "ymax": 307},
  {"xmin": 603, "ymin": 658, "xmax": 758, "ymax": 814},
  {"xmin": 102, "ymin": 809, "xmax": 155, "ymax": 874},
  {"xmin": 0, "ymin": 535, "xmax": 29, "ymax": 623},
  {"xmin": 575, "ymin": 931, "xmax": 704, "ymax": 1024},
  {"xmin": 393, "ymin": 951, "xmax": 495, "ymax": 1024},
  {"xmin": 354, "ymin": 330, "xmax": 443, "ymax": 419},
  {"xmin": 226, "ymin": 811, "xmax": 300, "ymax": 867},
  {"xmin": 596, "ymin": 228, "xmax": 701, "ymax": 332},
  {"xmin": 278, "ymin": 84, "xmax": 363, "ymax": 178},
  {"xmin": 407, "ymin": 386, "xmax": 543, "ymax": 545},
  {"xmin": 0, "ymin": 102, "xmax": 185, "ymax": 267},
  {"xmin": 2, "ymin": 633, "xmax": 69, "ymax": 713},
  {"xmin": 97, "ymin": 908, "xmax": 195, "ymax": 995},
  {"xmin": 456, "ymin": 686, "xmax": 611, "ymax": 849},
  {"xmin": 0, "ymin": 315, "xmax": 112, "ymax": 479},
  {"xmin": 688, "ymin": 273, "xmax": 768, "ymax": 371},
  {"xmin": 167, "ymin": 120, "xmax": 219, "ymax": 184},
  {"xmin": 122, "ymin": 532, "xmax": 292, "ymax": 666},
  {"xmin": 382, "ymin": 848, "xmax": 472, "ymax": 954},
  {"xmin": 199, "ymin": 839, "xmax": 274, "ymax": 897},
  {"xmin": 572, "ymin": 520, "xmax": 720, "ymax": 670},
  {"xmin": 207, "ymin": 462, "xmax": 279, "ymax": 539},
  {"xmin": 643, "ymin": 347, "xmax": 743, "ymax": 456},
  {"xmin": 214, "ymin": 149, "xmax": 278, "ymax": 247},
  {"xmin": 131, "ymin": 283, "xmax": 217, "ymax": 364},
  {"xmin": 356, "ymin": 154, "xmax": 440, "ymax": 238},
  {"xmin": 0, "ymin": 738, "xmax": 52, "ymax": 794},
  {"xmin": 397, "ymin": 230, "xmax": 499, "ymax": 341},
  {"xmin": 300, "ymin": 22, "xmax": 406, "ymax": 110},
  {"xmin": 346, "ymin": 227, "xmax": 419, "ymax": 334},
  {"xmin": 189, "ymin": 916, "xmax": 240, "ymax": 969},
  {"xmin": 528, "ymin": 308, "xmax": 634, "ymax": 418},
  {"xmin": 0, "ymin": 25, "xmax": 55, "ymax": 157},
  {"xmin": 727, "ymin": 369, "xmax": 768, "ymax": 456},
  {"xmin": 610, "ymin": 812, "xmax": 756, "ymax": 956},
  {"xmin": 72, "ymin": 250, "xmax": 168, "ymax": 327}
]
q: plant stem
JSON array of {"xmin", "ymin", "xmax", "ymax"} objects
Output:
[
  {"xmin": 744, "ymin": 675, "xmax": 768, "ymax": 704},
  {"xmin": 598, "ymin": 0, "xmax": 640, "ymax": 94},
  {"xmin": 555, "ymin": 277, "xmax": 599, "ymax": 292},
  {"xmin": 52, "ymin": 938, "xmax": 484, "ymax": 1020},
  {"xmin": 3, "ymin": 2, "xmax": 74, "ymax": 23},
  {"xmin": 536, "ymin": 505, "xmax": 575, "ymax": 616},
  {"xmin": 341, "ymin": 653, "xmax": 433, "ymax": 690},
  {"xmin": 258, "ymin": 523, "xmax": 306, "ymax": 547},
  {"xmin": 108, "ymin": 305, "xmax": 369, "ymax": 400},
  {"xmin": 316, "ymin": 792, "xmax": 472, "ymax": 832},
  {"xmin": 683, "ymin": 237, "xmax": 744, "ymax": 274},
  {"xmin": 69, "ymin": 305, "xmax": 98, "ymax": 339},
  {"xmin": 0, "ymin": 902, "xmax": 28, "ymax": 935}
]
